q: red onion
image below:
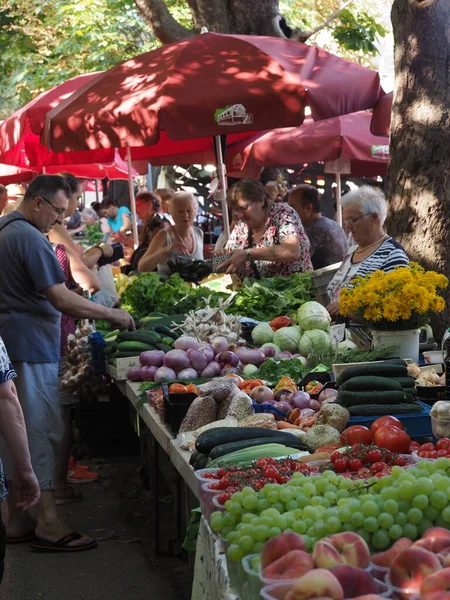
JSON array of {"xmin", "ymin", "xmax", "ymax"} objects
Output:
[
  {"xmin": 177, "ymin": 368, "xmax": 199, "ymax": 380},
  {"xmin": 237, "ymin": 348, "xmax": 265, "ymax": 366},
  {"xmin": 174, "ymin": 336, "xmax": 199, "ymax": 351},
  {"xmin": 220, "ymin": 365, "xmax": 239, "ymax": 375},
  {"xmin": 217, "ymin": 351, "xmax": 239, "ymax": 368},
  {"xmin": 277, "ymin": 351, "xmax": 293, "ymax": 360},
  {"xmin": 274, "ymin": 388, "xmax": 294, "ymax": 403},
  {"xmin": 250, "ymin": 386, "xmax": 274, "ymax": 404},
  {"xmin": 154, "ymin": 366, "xmax": 176, "ymax": 382},
  {"xmin": 163, "ymin": 349, "xmax": 190, "ymax": 371},
  {"xmin": 319, "ymin": 388, "xmax": 338, "ymax": 403},
  {"xmin": 261, "ymin": 345, "xmax": 277, "ymax": 358},
  {"xmin": 197, "ymin": 343, "xmax": 214, "ymax": 363},
  {"xmin": 188, "ymin": 349, "xmax": 208, "ymax": 372},
  {"xmin": 139, "ymin": 350, "xmax": 165, "ymax": 367},
  {"xmin": 127, "ymin": 367, "xmax": 142, "ymax": 381},
  {"xmin": 201, "ymin": 362, "xmax": 221, "ymax": 378},
  {"xmin": 273, "ymin": 401, "xmax": 292, "ymax": 415},
  {"xmin": 290, "ymin": 391, "xmax": 311, "ymax": 409},
  {"xmin": 140, "ymin": 366, "xmax": 158, "ymax": 381},
  {"xmin": 309, "ymin": 399, "xmax": 321, "ymax": 412},
  {"xmin": 210, "ymin": 336, "xmax": 229, "ymax": 355}
]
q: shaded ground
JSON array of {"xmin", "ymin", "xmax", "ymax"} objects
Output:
[{"xmin": 1, "ymin": 457, "xmax": 193, "ymax": 600}]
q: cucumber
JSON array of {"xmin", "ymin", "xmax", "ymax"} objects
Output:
[
  {"xmin": 381, "ymin": 359, "xmax": 408, "ymax": 366},
  {"xmin": 393, "ymin": 376, "xmax": 416, "ymax": 389},
  {"xmin": 154, "ymin": 325, "xmax": 179, "ymax": 340},
  {"xmin": 208, "ymin": 436, "xmax": 307, "ymax": 460},
  {"xmin": 340, "ymin": 376, "xmax": 403, "ymax": 393},
  {"xmin": 196, "ymin": 427, "xmax": 299, "ymax": 455},
  {"xmin": 117, "ymin": 341, "xmax": 158, "ymax": 352},
  {"xmin": 189, "ymin": 450, "xmax": 199, "ymax": 467},
  {"xmin": 193, "ymin": 453, "xmax": 209, "ymax": 470},
  {"xmin": 337, "ymin": 390, "xmax": 407, "ymax": 407},
  {"xmin": 156, "ymin": 343, "xmax": 173, "ymax": 353},
  {"xmin": 337, "ymin": 363, "xmax": 408, "ymax": 385},
  {"xmin": 103, "ymin": 329, "xmax": 120, "ymax": 340},
  {"xmin": 118, "ymin": 330, "xmax": 161, "ymax": 345},
  {"xmin": 161, "ymin": 337, "xmax": 175, "ymax": 347},
  {"xmin": 348, "ymin": 403, "xmax": 423, "ymax": 415},
  {"xmin": 208, "ymin": 444, "xmax": 302, "ymax": 468}
]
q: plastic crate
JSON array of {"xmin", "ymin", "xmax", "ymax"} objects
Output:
[
  {"xmin": 348, "ymin": 401, "xmax": 432, "ymax": 438},
  {"xmin": 310, "ymin": 262, "xmax": 341, "ymax": 305},
  {"xmin": 416, "ymin": 385, "xmax": 446, "ymax": 406}
]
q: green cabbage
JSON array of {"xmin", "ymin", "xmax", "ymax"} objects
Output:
[
  {"xmin": 297, "ymin": 301, "xmax": 331, "ymax": 331},
  {"xmin": 337, "ymin": 340, "xmax": 358, "ymax": 355},
  {"xmin": 273, "ymin": 326, "xmax": 301, "ymax": 353},
  {"xmin": 251, "ymin": 322, "xmax": 274, "ymax": 345},
  {"xmin": 299, "ymin": 329, "xmax": 332, "ymax": 356}
]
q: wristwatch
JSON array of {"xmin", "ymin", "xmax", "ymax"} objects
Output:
[{"xmin": 98, "ymin": 243, "xmax": 107, "ymax": 257}]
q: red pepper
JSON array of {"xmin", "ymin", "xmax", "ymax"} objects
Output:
[{"xmin": 269, "ymin": 316, "xmax": 293, "ymax": 331}]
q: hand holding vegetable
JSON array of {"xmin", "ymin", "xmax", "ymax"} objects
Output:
[
  {"xmin": 108, "ymin": 308, "xmax": 136, "ymax": 331},
  {"xmin": 217, "ymin": 249, "xmax": 247, "ymax": 274}
]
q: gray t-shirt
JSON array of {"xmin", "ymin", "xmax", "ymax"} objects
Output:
[
  {"xmin": 306, "ymin": 216, "xmax": 349, "ymax": 270},
  {"xmin": 0, "ymin": 212, "xmax": 65, "ymax": 363}
]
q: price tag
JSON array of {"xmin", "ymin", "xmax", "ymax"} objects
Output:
[{"xmin": 330, "ymin": 323, "xmax": 346, "ymax": 344}]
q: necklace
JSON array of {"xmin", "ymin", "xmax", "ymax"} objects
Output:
[
  {"xmin": 174, "ymin": 227, "xmax": 194, "ymax": 252},
  {"xmin": 354, "ymin": 233, "xmax": 388, "ymax": 254}
]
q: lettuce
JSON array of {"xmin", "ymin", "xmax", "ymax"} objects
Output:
[
  {"xmin": 297, "ymin": 301, "xmax": 331, "ymax": 331},
  {"xmin": 251, "ymin": 323, "xmax": 274, "ymax": 345},
  {"xmin": 299, "ymin": 329, "xmax": 332, "ymax": 357},
  {"xmin": 273, "ymin": 326, "xmax": 301, "ymax": 353}
]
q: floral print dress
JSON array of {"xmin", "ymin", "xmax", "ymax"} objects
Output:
[
  {"xmin": 0, "ymin": 335, "xmax": 16, "ymax": 501},
  {"xmin": 225, "ymin": 202, "xmax": 312, "ymax": 279}
]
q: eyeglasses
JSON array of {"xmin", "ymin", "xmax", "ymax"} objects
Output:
[
  {"xmin": 342, "ymin": 213, "xmax": 372, "ymax": 225},
  {"xmin": 38, "ymin": 196, "xmax": 66, "ymax": 218},
  {"xmin": 232, "ymin": 203, "xmax": 252, "ymax": 215}
]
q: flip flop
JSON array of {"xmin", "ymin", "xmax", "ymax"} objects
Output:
[
  {"xmin": 30, "ymin": 532, "xmax": 97, "ymax": 553},
  {"xmin": 6, "ymin": 534, "xmax": 36, "ymax": 544},
  {"xmin": 55, "ymin": 486, "xmax": 83, "ymax": 505}
]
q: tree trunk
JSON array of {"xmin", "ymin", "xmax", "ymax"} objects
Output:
[{"xmin": 386, "ymin": 0, "xmax": 450, "ymax": 340}]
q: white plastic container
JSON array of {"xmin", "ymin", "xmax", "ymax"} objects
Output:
[
  {"xmin": 371, "ymin": 328, "xmax": 420, "ymax": 363},
  {"xmin": 261, "ymin": 578, "xmax": 392, "ymax": 600}
]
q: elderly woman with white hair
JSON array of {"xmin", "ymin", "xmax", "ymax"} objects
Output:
[
  {"xmin": 327, "ymin": 186, "xmax": 409, "ymax": 318},
  {"xmin": 138, "ymin": 191, "xmax": 204, "ymax": 279}
]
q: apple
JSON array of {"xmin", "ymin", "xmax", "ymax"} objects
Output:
[
  {"xmin": 261, "ymin": 532, "xmax": 306, "ymax": 568},
  {"xmin": 289, "ymin": 569, "xmax": 344, "ymax": 600},
  {"xmin": 390, "ymin": 547, "xmax": 442, "ymax": 592},
  {"xmin": 312, "ymin": 532, "xmax": 370, "ymax": 569},
  {"xmin": 262, "ymin": 550, "xmax": 314, "ymax": 581},
  {"xmin": 330, "ymin": 565, "xmax": 379, "ymax": 598},
  {"xmin": 420, "ymin": 567, "xmax": 450, "ymax": 599},
  {"xmin": 371, "ymin": 537, "xmax": 413, "ymax": 567}
]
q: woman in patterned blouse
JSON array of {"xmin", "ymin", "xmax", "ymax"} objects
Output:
[{"xmin": 217, "ymin": 179, "xmax": 312, "ymax": 279}]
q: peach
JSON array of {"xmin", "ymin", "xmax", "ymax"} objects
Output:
[
  {"xmin": 290, "ymin": 569, "xmax": 344, "ymax": 600},
  {"xmin": 423, "ymin": 527, "xmax": 450, "ymax": 539},
  {"xmin": 371, "ymin": 537, "xmax": 413, "ymax": 567},
  {"xmin": 262, "ymin": 549, "xmax": 314, "ymax": 581},
  {"xmin": 261, "ymin": 532, "xmax": 306, "ymax": 569},
  {"xmin": 352, "ymin": 597, "xmax": 386, "ymax": 600},
  {"xmin": 414, "ymin": 537, "xmax": 450, "ymax": 554},
  {"xmin": 330, "ymin": 565, "xmax": 379, "ymax": 598},
  {"xmin": 312, "ymin": 532, "xmax": 370, "ymax": 569},
  {"xmin": 390, "ymin": 547, "xmax": 442, "ymax": 592},
  {"xmin": 420, "ymin": 567, "xmax": 450, "ymax": 599}
]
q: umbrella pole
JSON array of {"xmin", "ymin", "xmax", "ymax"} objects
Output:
[
  {"xmin": 335, "ymin": 173, "xmax": 342, "ymax": 226},
  {"xmin": 214, "ymin": 135, "xmax": 230, "ymax": 241},
  {"xmin": 95, "ymin": 179, "xmax": 99, "ymax": 203},
  {"xmin": 126, "ymin": 146, "xmax": 139, "ymax": 248}
]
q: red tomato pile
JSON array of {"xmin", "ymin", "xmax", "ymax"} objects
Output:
[
  {"xmin": 340, "ymin": 416, "xmax": 412, "ymax": 455},
  {"xmin": 202, "ymin": 458, "xmax": 319, "ymax": 505},
  {"xmin": 326, "ymin": 444, "xmax": 414, "ymax": 479},
  {"xmin": 415, "ymin": 438, "xmax": 450, "ymax": 459}
]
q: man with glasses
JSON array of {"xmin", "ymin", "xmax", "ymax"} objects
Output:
[{"xmin": 0, "ymin": 175, "xmax": 134, "ymax": 553}]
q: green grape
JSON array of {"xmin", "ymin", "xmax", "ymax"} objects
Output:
[
  {"xmin": 378, "ymin": 512, "xmax": 395, "ymax": 530},
  {"xmin": 384, "ymin": 499, "xmax": 399, "ymax": 516},
  {"xmin": 435, "ymin": 457, "xmax": 450, "ymax": 470},
  {"xmin": 381, "ymin": 486, "xmax": 399, "ymax": 501},
  {"xmin": 303, "ymin": 506, "xmax": 320, "ymax": 520},
  {"xmin": 242, "ymin": 486, "xmax": 256, "ymax": 498},
  {"xmin": 267, "ymin": 490, "xmax": 280, "ymax": 504},
  {"xmin": 431, "ymin": 490, "xmax": 448, "ymax": 510},
  {"xmin": 324, "ymin": 491, "xmax": 338, "ymax": 505},
  {"xmin": 390, "ymin": 465, "xmax": 404, "ymax": 478},
  {"xmin": 327, "ymin": 517, "xmax": 342, "ymax": 534},
  {"xmin": 355, "ymin": 528, "xmax": 371, "ymax": 545},
  {"xmin": 362, "ymin": 501, "xmax": 380, "ymax": 518},
  {"xmin": 338, "ymin": 508, "xmax": 352, "ymax": 523},
  {"xmin": 268, "ymin": 527, "xmax": 282, "ymax": 538},
  {"xmin": 441, "ymin": 506, "xmax": 450, "ymax": 524},
  {"xmin": 222, "ymin": 527, "xmax": 232, "ymax": 539},
  {"xmin": 372, "ymin": 528, "xmax": 391, "ymax": 550},
  {"xmin": 240, "ymin": 524, "xmax": 256, "ymax": 537},
  {"xmin": 315, "ymin": 479, "xmax": 329, "ymax": 494},
  {"xmin": 279, "ymin": 488, "xmax": 294, "ymax": 503},
  {"xmin": 253, "ymin": 541, "xmax": 264, "ymax": 554},
  {"xmin": 407, "ymin": 508, "xmax": 424, "ymax": 525},
  {"xmin": 238, "ymin": 535, "xmax": 255, "ymax": 553},
  {"xmin": 243, "ymin": 495, "xmax": 258, "ymax": 511},
  {"xmin": 285, "ymin": 500, "xmax": 298, "ymax": 511},
  {"xmin": 398, "ymin": 500, "xmax": 411, "ymax": 514},
  {"xmin": 430, "ymin": 473, "xmax": 444, "ymax": 485},
  {"xmin": 412, "ymin": 494, "xmax": 429, "ymax": 510},
  {"xmin": 232, "ymin": 492, "xmax": 244, "ymax": 504},
  {"xmin": 226, "ymin": 530, "xmax": 238, "ymax": 543},
  {"xmin": 260, "ymin": 516, "xmax": 273, "ymax": 527},
  {"xmin": 416, "ymin": 477, "xmax": 434, "ymax": 496},
  {"xmin": 210, "ymin": 513, "xmax": 224, "ymax": 532},
  {"xmin": 403, "ymin": 523, "xmax": 418, "ymax": 540},
  {"xmin": 302, "ymin": 535, "xmax": 314, "ymax": 552},
  {"xmin": 223, "ymin": 512, "xmax": 237, "ymax": 526},
  {"xmin": 293, "ymin": 509, "xmax": 303, "ymax": 520},
  {"xmin": 389, "ymin": 524, "xmax": 403, "ymax": 540},
  {"xmin": 256, "ymin": 499, "xmax": 270, "ymax": 513},
  {"xmin": 325, "ymin": 507, "xmax": 339, "ymax": 518},
  {"xmin": 243, "ymin": 513, "xmax": 257, "ymax": 525},
  {"xmin": 303, "ymin": 518, "xmax": 313, "ymax": 530},
  {"xmin": 398, "ymin": 481, "xmax": 414, "ymax": 501},
  {"xmin": 395, "ymin": 512, "xmax": 408, "ymax": 526},
  {"xmin": 227, "ymin": 544, "xmax": 243, "ymax": 562},
  {"xmin": 294, "ymin": 494, "xmax": 310, "ymax": 509},
  {"xmin": 303, "ymin": 482, "xmax": 317, "ymax": 497},
  {"xmin": 364, "ymin": 516, "xmax": 379, "ymax": 533},
  {"xmin": 313, "ymin": 520, "xmax": 328, "ymax": 538},
  {"xmin": 351, "ymin": 512, "xmax": 365, "ymax": 528},
  {"xmin": 417, "ymin": 519, "xmax": 434, "ymax": 536},
  {"xmin": 336, "ymin": 489, "xmax": 350, "ymax": 500},
  {"xmin": 293, "ymin": 521, "xmax": 306, "ymax": 535},
  {"xmin": 434, "ymin": 477, "xmax": 450, "ymax": 492},
  {"xmin": 273, "ymin": 516, "xmax": 287, "ymax": 530},
  {"xmin": 342, "ymin": 523, "xmax": 354, "ymax": 532},
  {"xmin": 311, "ymin": 496, "xmax": 323, "ymax": 506},
  {"xmin": 284, "ymin": 514, "xmax": 295, "ymax": 529},
  {"xmin": 424, "ymin": 506, "xmax": 439, "ymax": 521}
]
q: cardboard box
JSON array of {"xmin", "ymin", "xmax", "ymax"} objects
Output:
[{"xmin": 106, "ymin": 356, "xmax": 140, "ymax": 381}]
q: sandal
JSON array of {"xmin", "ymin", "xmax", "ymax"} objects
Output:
[
  {"xmin": 30, "ymin": 531, "xmax": 97, "ymax": 553},
  {"xmin": 55, "ymin": 486, "xmax": 83, "ymax": 505}
]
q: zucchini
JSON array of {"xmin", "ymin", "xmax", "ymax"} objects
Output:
[
  {"xmin": 196, "ymin": 427, "xmax": 298, "ymax": 455},
  {"xmin": 117, "ymin": 341, "xmax": 157, "ymax": 352},
  {"xmin": 156, "ymin": 343, "xmax": 173, "ymax": 353},
  {"xmin": 208, "ymin": 436, "xmax": 307, "ymax": 460},
  {"xmin": 193, "ymin": 453, "xmax": 209, "ymax": 470},
  {"xmin": 189, "ymin": 450, "xmax": 199, "ymax": 466},
  {"xmin": 154, "ymin": 325, "xmax": 179, "ymax": 340},
  {"xmin": 118, "ymin": 330, "xmax": 161, "ymax": 345},
  {"xmin": 161, "ymin": 337, "xmax": 175, "ymax": 347},
  {"xmin": 208, "ymin": 443, "xmax": 302, "ymax": 468},
  {"xmin": 337, "ymin": 390, "xmax": 407, "ymax": 407},
  {"xmin": 348, "ymin": 402, "xmax": 423, "ymax": 415},
  {"xmin": 340, "ymin": 376, "xmax": 402, "ymax": 393},
  {"xmin": 393, "ymin": 376, "xmax": 416, "ymax": 389},
  {"xmin": 381, "ymin": 359, "xmax": 408, "ymax": 366},
  {"xmin": 337, "ymin": 363, "xmax": 408, "ymax": 385}
]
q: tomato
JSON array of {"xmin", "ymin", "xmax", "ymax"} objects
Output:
[
  {"xmin": 375, "ymin": 470, "xmax": 391, "ymax": 479},
  {"xmin": 366, "ymin": 448, "xmax": 383, "ymax": 464},
  {"xmin": 437, "ymin": 449, "xmax": 450, "ymax": 457},
  {"xmin": 255, "ymin": 459, "xmax": 267, "ymax": 467},
  {"xmin": 217, "ymin": 492, "xmax": 231, "ymax": 504},
  {"xmin": 333, "ymin": 458, "xmax": 349, "ymax": 473},
  {"xmin": 169, "ymin": 383, "xmax": 188, "ymax": 393},
  {"xmin": 315, "ymin": 444, "xmax": 341, "ymax": 454},
  {"xmin": 203, "ymin": 471, "xmax": 219, "ymax": 479},
  {"xmin": 340, "ymin": 425, "xmax": 373, "ymax": 446},
  {"xmin": 208, "ymin": 482, "xmax": 222, "ymax": 490},
  {"xmin": 373, "ymin": 425, "xmax": 411, "ymax": 454},
  {"xmin": 370, "ymin": 461, "xmax": 387, "ymax": 473},
  {"xmin": 269, "ymin": 316, "xmax": 293, "ymax": 331},
  {"xmin": 265, "ymin": 457, "xmax": 276, "ymax": 465},
  {"xmin": 371, "ymin": 416, "xmax": 404, "ymax": 434},
  {"xmin": 263, "ymin": 465, "xmax": 281, "ymax": 482},
  {"xmin": 358, "ymin": 468, "xmax": 372, "ymax": 478},
  {"xmin": 348, "ymin": 458, "xmax": 364, "ymax": 472},
  {"xmin": 436, "ymin": 438, "xmax": 450, "ymax": 450},
  {"xmin": 409, "ymin": 441, "xmax": 421, "ymax": 452},
  {"xmin": 420, "ymin": 450, "xmax": 438, "ymax": 459},
  {"xmin": 393, "ymin": 456, "xmax": 406, "ymax": 466},
  {"xmin": 218, "ymin": 477, "xmax": 231, "ymax": 490},
  {"xmin": 331, "ymin": 451, "xmax": 343, "ymax": 464},
  {"xmin": 420, "ymin": 443, "xmax": 436, "ymax": 452}
]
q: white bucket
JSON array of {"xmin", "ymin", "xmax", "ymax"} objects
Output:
[{"xmin": 371, "ymin": 329, "xmax": 420, "ymax": 363}]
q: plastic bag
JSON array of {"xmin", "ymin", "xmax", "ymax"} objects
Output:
[
  {"xmin": 177, "ymin": 417, "xmax": 238, "ymax": 449},
  {"xmin": 91, "ymin": 265, "xmax": 119, "ymax": 308}
]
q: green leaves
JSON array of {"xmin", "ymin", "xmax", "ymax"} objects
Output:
[{"xmin": 332, "ymin": 9, "xmax": 387, "ymax": 55}]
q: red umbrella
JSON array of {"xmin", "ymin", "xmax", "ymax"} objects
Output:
[
  {"xmin": 0, "ymin": 164, "xmax": 35, "ymax": 186},
  {"xmin": 370, "ymin": 92, "xmax": 392, "ymax": 136},
  {"xmin": 226, "ymin": 110, "xmax": 389, "ymax": 176}
]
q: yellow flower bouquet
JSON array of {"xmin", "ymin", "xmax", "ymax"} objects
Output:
[{"xmin": 339, "ymin": 263, "xmax": 448, "ymax": 330}]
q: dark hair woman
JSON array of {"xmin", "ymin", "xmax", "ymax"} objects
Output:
[
  {"xmin": 123, "ymin": 214, "xmax": 171, "ymax": 274},
  {"xmin": 217, "ymin": 179, "xmax": 312, "ymax": 278},
  {"xmin": 100, "ymin": 197, "xmax": 131, "ymax": 233}
]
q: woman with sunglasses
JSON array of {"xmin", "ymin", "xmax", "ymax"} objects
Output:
[
  {"xmin": 216, "ymin": 179, "xmax": 312, "ymax": 278},
  {"xmin": 326, "ymin": 186, "xmax": 409, "ymax": 318}
]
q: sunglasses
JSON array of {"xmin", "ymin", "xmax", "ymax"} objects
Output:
[{"xmin": 39, "ymin": 196, "xmax": 66, "ymax": 218}]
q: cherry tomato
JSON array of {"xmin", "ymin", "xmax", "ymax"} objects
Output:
[
  {"xmin": 203, "ymin": 471, "xmax": 219, "ymax": 479},
  {"xmin": 374, "ymin": 426, "xmax": 411, "ymax": 454},
  {"xmin": 437, "ymin": 449, "xmax": 449, "ymax": 457},
  {"xmin": 333, "ymin": 458, "xmax": 349, "ymax": 473},
  {"xmin": 409, "ymin": 441, "xmax": 421, "ymax": 452},
  {"xmin": 331, "ymin": 451, "xmax": 343, "ymax": 464},
  {"xmin": 371, "ymin": 416, "xmax": 404, "ymax": 434},
  {"xmin": 263, "ymin": 465, "xmax": 281, "ymax": 482},
  {"xmin": 375, "ymin": 470, "xmax": 391, "ymax": 479},
  {"xmin": 254, "ymin": 481, "xmax": 265, "ymax": 491},
  {"xmin": 393, "ymin": 456, "xmax": 406, "ymax": 466},
  {"xmin": 348, "ymin": 458, "xmax": 364, "ymax": 472},
  {"xmin": 208, "ymin": 482, "xmax": 222, "ymax": 490},
  {"xmin": 370, "ymin": 461, "xmax": 387, "ymax": 473},
  {"xmin": 340, "ymin": 425, "xmax": 373, "ymax": 446},
  {"xmin": 218, "ymin": 477, "xmax": 231, "ymax": 490},
  {"xmin": 217, "ymin": 468, "xmax": 227, "ymax": 478},
  {"xmin": 265, "ymin": 457, "xmax": 276, "ymax": 465},
  {"xmin": 436, "ymin": 439, "xmax": 450, "ymax": 450},
  {"xmin": 366, "ymin": 448, "xmax": 383, "ymax": 463},
  {"xmin": 255, "ymin": 458, "xmax": 267, "ymax": 467},
  {"xmin": 357, "ymin": 468, "xmax": 372, "ymax": 478},
  {"xmin": 420, "ymin": 443, "xmax": 436, "ymax": 452},
  {"xmin": 217, "ymin": 492, "xmax": 231, "ymax": 504}
]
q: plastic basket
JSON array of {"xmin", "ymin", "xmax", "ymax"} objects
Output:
[
  {"xmin": 252, "ymin": 402, "xmax": 288, "ymax": 418},
  {"xmin": 199, "ymin": 481, "xmax": 220, "ymax": 521},
  {"xmin": 431, "ymin": 415, "xmax": 450, "ymax": 439},
  {"xmin": 241, "ymin": 554, "xmax": 263, "ymax": 600},
  {"xmin": 194, "ymin": 468, "xmax": 221, "ymax": 483},
  {"xmin": 348, "ymin": 401, "xmax": 432, "ymax": 438},
  {"xmin": 261, "ymin": 577, "xmax": 391, "ymax": 600}
]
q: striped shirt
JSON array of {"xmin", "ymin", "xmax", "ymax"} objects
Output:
[{"xmin": 327, "ymin": 237, "xmax": 409, "ymax": 303}]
